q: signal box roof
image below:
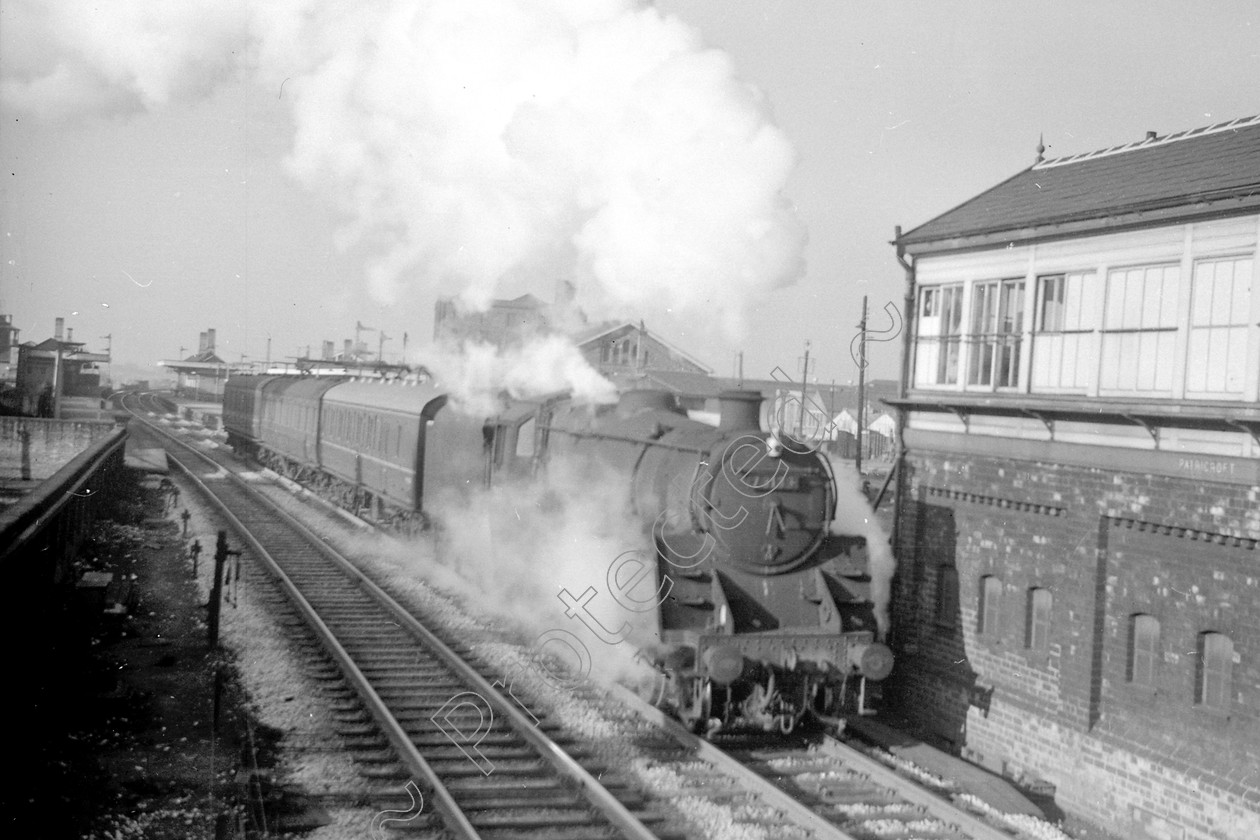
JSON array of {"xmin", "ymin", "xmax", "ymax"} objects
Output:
[{"xmin": 897, "ymin": 115, "xmax": 1260, "ymax": 255}]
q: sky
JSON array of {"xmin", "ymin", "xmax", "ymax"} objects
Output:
[{"xmin": 1, "ymin": 1, "xmax": 1257, "ymax": 386}]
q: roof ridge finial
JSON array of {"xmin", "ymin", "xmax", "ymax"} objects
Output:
[{"xmin": 1035, "ymin": 132, "xmax": 1045, "ymax": 164}]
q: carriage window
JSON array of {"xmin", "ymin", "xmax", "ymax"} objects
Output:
[{"xmin": 516, "ymin": 417, "xmax": 537, "ymax": 457}]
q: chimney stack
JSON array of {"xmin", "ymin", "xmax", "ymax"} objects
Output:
[
  {"xmin": 199, "ymin": 331, "xmax": 208, "ymax": 353},
  {"xmin": 323, "ymin": 340, "xmax": 334, "ymax": 360},
  {"xmin": 55, "ymin": 317, "xmax": 64, "ymax": 341},
  {"xmin": 1146, "ymin": 131, "xmax": 1158, "ymax": 141},
  {"xmin": 344, "ymin": 339, "xmax": 353, "ymax": 358},
  {"xmin": 206, "ymin": 328, "xmax": 216, "ymax": 352},
  {"xmin": 717, "ymin": 390, "xmax": 763, "ymax": 431},
  {"xmin": 67, "ymin": 327, "xmax": 74, "ymax": 342}
]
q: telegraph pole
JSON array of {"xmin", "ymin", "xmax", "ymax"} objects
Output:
[
  {"xmin": 798, "ymin": 341, "xmax": 810, "ymax": 437},
  {"xmin": 856, "ymin": 296, "xmax": 868, "ymax": 475}
]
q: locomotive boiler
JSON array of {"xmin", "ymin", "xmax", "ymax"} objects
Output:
[{"xmin": 221, "ymin": 375, "xmax": 892, "ymax": 733}]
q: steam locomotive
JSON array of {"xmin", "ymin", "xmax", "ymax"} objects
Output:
[{"xmin": 222, "ymin": 374, "xmax": 892, "ymax": 733}]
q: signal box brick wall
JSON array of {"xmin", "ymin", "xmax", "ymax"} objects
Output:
[{"xmin": 891, "ymin": 447, "xmax": 1260, "ymax": 839}]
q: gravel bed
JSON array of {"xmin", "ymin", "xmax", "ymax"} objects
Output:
[{"xmin": 170, "ymin": 469, "xmax": 381, "ymax": 839}]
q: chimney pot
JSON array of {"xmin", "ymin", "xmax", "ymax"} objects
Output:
[{"xmin": 1145, "ymin": 130, "xmax": 1157, "ymax": 141}]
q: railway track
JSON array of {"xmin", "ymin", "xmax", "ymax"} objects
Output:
[
  {"xmin": 124, "ymin": 394, "xmax": 667, "ymax": 838},
  {"xmin": 124, "ymin": 392, "xmax": 1055, "ymax": 840}
]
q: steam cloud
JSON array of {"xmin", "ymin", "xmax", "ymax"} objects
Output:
[
  {"xmin": 428, "ymin": 457, "xmax": 660, "ymax": 687},
  {"xmin": 3, "ymin": 0, "xmax": 806, "ymax": 334},
  {"xmin": 827, "ymin": 454, "xmax": 897, "ymax": 639},
  {"xmin": 418, "ymin": 334, "xmax": 618, "ymax": 417}
]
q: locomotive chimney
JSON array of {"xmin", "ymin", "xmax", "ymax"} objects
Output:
[{"xmin": 717, "ymin": 389, "xmax": 763, "ymax": 431}]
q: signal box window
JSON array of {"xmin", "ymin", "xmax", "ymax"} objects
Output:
[
  {"xmin": 1025, "ymin": 588, "xmax": 1052, "ymax": 651},
  {"xmin": 1197, "ymin": 633, "xmax": 1233, "ymax": 711},
  {"xmin": 968, "ymin": 278, "xmax": 1025, "ymax": 388},
  {"xmin": 1127, "ymin": 614, "xmax": 1159, "ymax": 687},
  {"xmin": 1099, "ymin": 264, "xmax": 1179, "ymax": 394},
  {"xmin": 913, "ymin": 284, "xmax": 964, "ymax": 387},
  {"xmin": 978, "ymin": 575, "xmax": 1002, "ymax": 639},
  {"xmin": 1186, "ymin": 257, "xmax": 1252, "ymax": 397},
  {"xmin": 1031, "ymin": 271, "xmax": 1097, "ymax": 392}
]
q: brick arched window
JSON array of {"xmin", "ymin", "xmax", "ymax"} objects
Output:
[
  {"xmin": 1127, "ymin": 614, "xmax": 1159, "ymax": 686},
  {"xmin": 978, "ymin": 575, "xmax": 1002, "ymax": 638},
  {"xmin": 1025, "ymin": 588, "xmax": 1052, "ymax": 651},
  {"xmin": 1197, "ymin": 632, "xmax": 1233, "ymax": 710}
]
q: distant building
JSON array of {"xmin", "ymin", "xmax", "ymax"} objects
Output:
[
  {"xmin": 433, "ymin": 294, "xmax": 552, "ymax": 348},
  {"xmin": 0, "ymin": 313, "xmax": 19, "ymax": 386},
  {"xmin": 432, "ymin": 294, "xmax": 713, "ymax": 377},
  {"xmin": 14, "ymin": 318, "xmax": 110, "ymax": 417},
  {"xmin": 571, "ymin": 320, "xmax": 712, "ymax": 377},
  {"xmin": 160, "ymin": 329, "xmax": 239, "ymax": 401},
  {"xmin": 889, "ymin": 116, "xmax": 1260, "ymax": 840}
]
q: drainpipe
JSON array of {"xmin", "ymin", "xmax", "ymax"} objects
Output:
[{"xmin": 889, "ymin": 225, "xmax": 916, "ymax": 577}]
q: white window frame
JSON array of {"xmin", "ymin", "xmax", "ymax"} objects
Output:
[
  {"xmin": 1185, "ymin": 256, "xmax": 1253, "ymax": 399},
  {"xmin": 1098, "ymin": 263, "xmax": 1181, "ymax": 396},
  {"xmin": 1030, "ymin": 270, "xmax": 1098, "ymax": 394},
  {"xmin": 966, "ymin": 278, "xmax": 1027, "ymax": 390},
  {"xmin": 912, "ymin": 283, "xmax": 965, "ymax": 388}
]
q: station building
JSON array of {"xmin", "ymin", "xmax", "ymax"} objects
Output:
[
  {"xmin": 888, "ymin": 116, "xmax": 1259, "ymax": 840},
  {"xmin": 160, "ymin": 329, "xmax": 239, "ymax": 401},
  {"xmin": 13, "ymin": 318, "xmax": 110, "ymax": 416}
]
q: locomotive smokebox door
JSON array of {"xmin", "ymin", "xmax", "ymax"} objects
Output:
[{"xmin": 704, "ymin": 437, "xmax": 831, "ymax": 575}]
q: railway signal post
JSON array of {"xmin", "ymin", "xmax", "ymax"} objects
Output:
[{"xmin": 207, "ymin": 530, "xmax": 240, "ymax": 648}]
